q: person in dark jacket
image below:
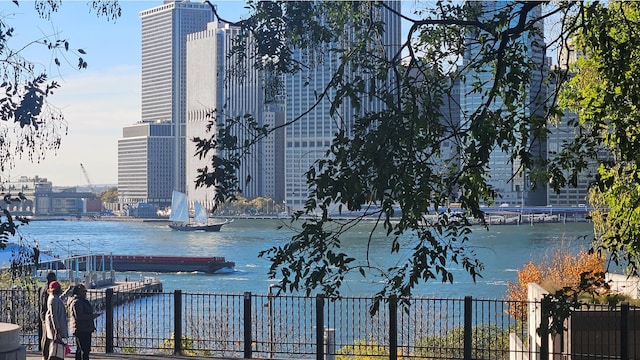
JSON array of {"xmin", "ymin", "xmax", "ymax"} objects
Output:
[{"xmin": 69, "ymin": 284, "xmax": 99, "ymax": 360}]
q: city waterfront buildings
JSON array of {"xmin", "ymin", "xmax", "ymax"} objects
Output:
[
  {"xmin": 112, "ymin": 0, "xmax": 596, "ymax": 214},
  {"xmin": 0, "ymin": 176, "xmax": 99, "ymax": 217}
]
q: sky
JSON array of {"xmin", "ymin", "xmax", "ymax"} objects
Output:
[{"xmin": 4, "ymin": 1, "xmax": 249, "ymax": 187}]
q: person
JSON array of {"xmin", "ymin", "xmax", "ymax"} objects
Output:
[
  {"xmin": 40, "ymin": 273, "xmax": 72, "ymax": 360},
  {"xmin": 69, "ymin": 284, "xmax": 99, "ymax": 360},
  {"xmin": 44, "ymin": 281, "xmax": 69, "ymax": 360}
]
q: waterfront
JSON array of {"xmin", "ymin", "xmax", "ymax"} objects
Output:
[{"xmin": 17, "ymin": 219, "xmax": 595, "ymax": 299}]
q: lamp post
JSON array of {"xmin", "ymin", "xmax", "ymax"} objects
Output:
[
  {"xmin": 51, "ymin": 240, "xmax": 72, "ymax": 283},
  {"xmin": 71, "ymin": 238, "xmax": 92, "ymax": 273}
]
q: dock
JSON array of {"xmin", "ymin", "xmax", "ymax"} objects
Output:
[{"xmin": 88, "ymin": 278, "xmax": 163, "ymax": 310}]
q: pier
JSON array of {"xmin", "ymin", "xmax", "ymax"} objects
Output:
[{"xmin": 88, "ymin": 278, "xmax": 163, "ymax": 310}]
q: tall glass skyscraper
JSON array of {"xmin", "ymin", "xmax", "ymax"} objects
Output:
[
  {"xmin": 137, "ymin": 1, "xmax": 214, "ymax": 204},
  {"xmin": 185, "ymin": 21, "xmax": 283, "ymax": 207},
  {"xmin": 460, "ymin": 2, "xmax": 547, "ymax": 206},
  {"xmin": 284, "ymin": 2, "xmax": 402, "ymax": 212}
]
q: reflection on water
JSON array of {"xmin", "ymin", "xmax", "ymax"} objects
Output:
[{"xmin": 19, "ymin": 219, "xmax": 595, "ymax": 298}]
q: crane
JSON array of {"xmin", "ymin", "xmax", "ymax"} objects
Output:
[{"xmin": 80, "ymin": 163, "xmax": 96, "ymax": 193}]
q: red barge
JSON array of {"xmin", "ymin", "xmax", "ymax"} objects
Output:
[{"xmin": 104, "ymin": 255, "xmax": 235, "ymax": 274}]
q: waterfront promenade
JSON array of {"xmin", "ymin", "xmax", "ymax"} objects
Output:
[{"xmin": 26, "ymin": 352, "xmax": 234, "ymax": 360}]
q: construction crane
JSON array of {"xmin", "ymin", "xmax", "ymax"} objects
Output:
[{"xmin": 80, "ymin": 163, "xmax": 96, "ymax": 193}]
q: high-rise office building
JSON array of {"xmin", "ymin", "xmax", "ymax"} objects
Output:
[
  {"xmin": 118, "ymin": 1, "xmax": 218, "ymax": 206},
  {"xmin": 284, "ymin": 2, "xmax": 402, "ymax": 212},
  {"xmin": 547, "ymin": 41, "xmax": 606, "ymax": 207},
  {"xmin": 186, "ymin": 22, "xmax": 285, "ymax": 207},
  {"xmin": 118, "ymin": 121, "xmax": 174, "ymax": 206},
  {"xmin": 460, "ymin": 2, "xmax": 547, "ymax": 206}
]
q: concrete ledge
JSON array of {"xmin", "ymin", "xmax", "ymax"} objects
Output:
[{"xmin": 0, "ymin": 323, "xmax": 25, "ymax": 360}]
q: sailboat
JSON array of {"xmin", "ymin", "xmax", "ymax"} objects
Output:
[{"xmin": 168, "ymin": 191, "xmax": 230, "ymax": 232}]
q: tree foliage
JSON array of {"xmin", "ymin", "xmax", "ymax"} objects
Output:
[
  {"xmin": 188, "ymin": 0, "xmax": 640, "ymax": 311},
  {"xmin": 556, "ymin": 1, "xmax": 640, "ymax": 276},
  {"xmin": 99, "ymin": 187, "xmax": 118, "ymax": 204},
  {"xmin": 191, "ymin": 1, "xmax": 636, "ymax": 308}
]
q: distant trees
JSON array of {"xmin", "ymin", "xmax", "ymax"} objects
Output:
[{"xmin": 99, "ymin": 187, "xmax": 118, "ymax": 204}]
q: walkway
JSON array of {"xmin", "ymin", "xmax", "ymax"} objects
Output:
[{"xmin": 26, "ymin": 351, "xmax": 226, "ymax": 360}]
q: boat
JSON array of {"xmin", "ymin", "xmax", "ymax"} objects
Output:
[
  {"xmin": 168, "ymin": 190, "xmax": 230, "ymax": 232},
  {"xmin": 77, "ymin": 254, "xmax": 235, "ymax": 274}
]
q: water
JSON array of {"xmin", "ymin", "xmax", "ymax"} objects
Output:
[{"xmin": 16, "ymin": 218, "xmax": 595, "ymax": 299}]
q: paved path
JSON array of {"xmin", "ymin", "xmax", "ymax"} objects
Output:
[{"xmin": 26, "ymin": 351, "xmax": 216, "ymax": 360}]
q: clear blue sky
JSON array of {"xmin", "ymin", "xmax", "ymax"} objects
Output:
[{"xmin": 6, "ymin": 1, "xmax": 248, "ymax": 187}]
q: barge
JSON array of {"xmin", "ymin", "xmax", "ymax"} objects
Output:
[{"xmin": 107, "ymin": 255, "xmax": 235, "ymax": 274}]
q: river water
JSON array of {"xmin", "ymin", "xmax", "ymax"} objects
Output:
[{"xmin": 17, "ymin": 218, "xmax": 595, "ymax": 299}]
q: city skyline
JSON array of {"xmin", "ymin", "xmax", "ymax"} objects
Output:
[{"xmin": 5, "ymin": 1, "xmax": 248, "ymax": 187}]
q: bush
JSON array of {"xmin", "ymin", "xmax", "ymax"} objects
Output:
[{"xmin": 505, "ymin": 248, "xmax": 605, "ymax": 320}]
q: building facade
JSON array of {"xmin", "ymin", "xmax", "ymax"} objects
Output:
[
  {"xmin": 460, "ymin": 2, "xmax": 547, "ymax": 207},
  {"xmin": 284, "ymin": 2, "xmax": 402, "ymax": 212},
  {"xmin": 185, "ymin": 20, "xmax": 286, "ymax": 209},
  {"xmin": 118, "ymin": 122, "xmax": 174, "ymax": 207},
  {"xmin": 118, "ymin": 1, "xmax": 213, "ymax": 206},
  {"xmin": 546, "ymin": 41, "xmax": 604, "ymax": 207}
]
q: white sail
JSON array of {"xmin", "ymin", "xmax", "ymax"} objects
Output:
[
  {"xmin": 169, "ymin": 190, "xmax": 189, "ymax": 223},
  {"xmin": 193, "ymin": 202, "xmax": 208, "ymax": 224}
]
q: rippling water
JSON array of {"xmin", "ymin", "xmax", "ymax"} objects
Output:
[{"xmin": 17, "ymin": 218, "xmax": 595, "ymax": 299}]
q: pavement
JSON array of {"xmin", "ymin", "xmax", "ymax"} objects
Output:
[{"xmin": 26, "ymin": 351, "xmax": 229, "ymax": 360}]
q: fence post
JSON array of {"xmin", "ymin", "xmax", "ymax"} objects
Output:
[
  {"xmin": 540, "ymin": 299, "xmax": 549, "ymax": 360},
  {"xmin": 389, "ymin": 296, "xmax": 397, "ymax": 360},
  {"xmin": 244, "ymin": 292, "xmax": 252, "ymax": 359},
  {"xmin": 174, "ymin": 290, "xmax": 182, "ymax": 355},
  {"xmin": 105, "ymin": 288, "xmax": 114, "ymax": 353},
  {"xmin": 464, "ymin": 296, "xmax": 472, "ymax": 360},
  {"xmin": 621, "ymin": 302, "xmax": 629, "ymax": 360},
  {"xmin": 38, "ymin": 288, "xmax": 43, "ymax": 351},
  {"xmin": 267, "ymin": 285, "xmax": 275, "ymax": 358},
  {"xmin": 324, "ymin": 328, "xmax": 335, "ymax": 360},
  {"xmin": 316, "ymin": 294, "xmax": 324, "ymax": 360}
]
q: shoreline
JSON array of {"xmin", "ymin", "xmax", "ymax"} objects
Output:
[{"xmin": 25, "ymin": 213, "xmax": 591, "ymax": 226}]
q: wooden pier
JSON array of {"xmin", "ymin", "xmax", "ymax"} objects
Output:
[{"xmin": 88, "ymin": 278, "xmax": 163, "ymax": 310}]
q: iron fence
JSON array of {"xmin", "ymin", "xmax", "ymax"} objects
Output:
[{"xmin": 1, "ymin": 288, "xmax": 638, "ymax": 359}]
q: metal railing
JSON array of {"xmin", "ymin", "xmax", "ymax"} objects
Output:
[{"xmin": 1, "ymin": 288, "xmax": 638, "ymax": 359}]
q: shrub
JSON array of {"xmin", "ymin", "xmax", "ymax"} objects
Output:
[{"xmin": 505, "ymin": 248, "xmax": 605, "ymax": 320}]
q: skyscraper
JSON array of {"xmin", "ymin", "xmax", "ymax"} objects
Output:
[
  {"xmin": 186, "ymin": 21, "xmax": 285, "ymax": 207},
  {"xmin": 136, "ymin": 1, "xmax": 214, "ymax": 205},
  {"xmin": 460, "ymin": 2, "xmax": 547, "ymax": 206},
  {"xmin": 118, "ymin": 121, "xmax": 174, "ymax": 206},
  {"xmin": 284, "ymin": 2, "xmax": 402, "ymax": 212}
]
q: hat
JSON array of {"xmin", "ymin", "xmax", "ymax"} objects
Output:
[{"xmin": 49, "ymin": 281, "xmax": 61, "ymax": 290}]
